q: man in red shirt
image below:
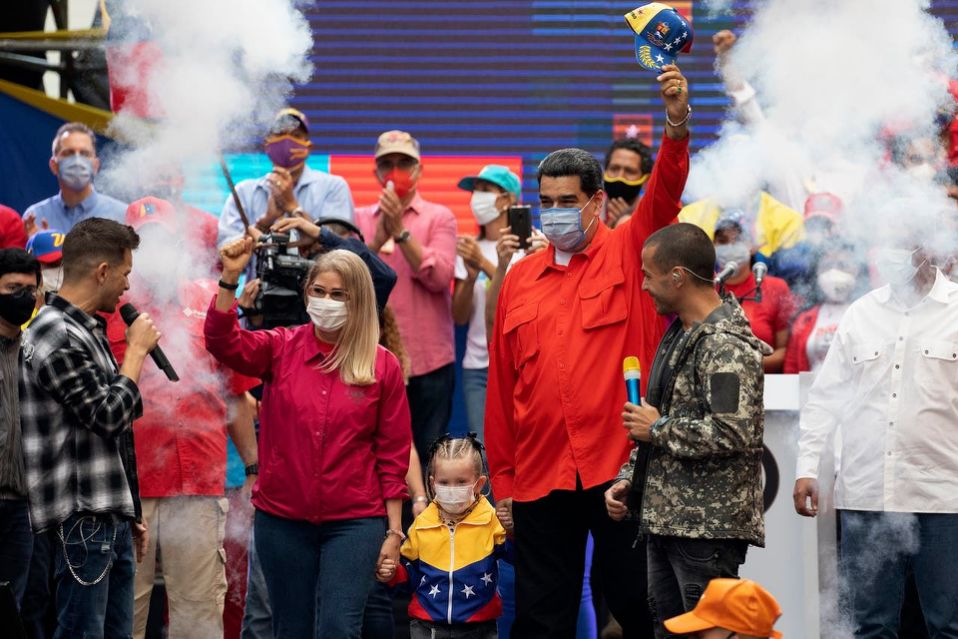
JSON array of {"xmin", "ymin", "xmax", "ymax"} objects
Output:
[
  {"xmin": 105, "ymin": 197, "xmax": 258, "ymax": 639},
  {"xmin": 486, "ymin": 65, "xmax": 691, "ymax": 638}
]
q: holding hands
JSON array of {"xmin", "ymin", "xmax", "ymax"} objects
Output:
[{"xmin": 376, "ymin": 557, "xmax": 398, "ymax": 583}]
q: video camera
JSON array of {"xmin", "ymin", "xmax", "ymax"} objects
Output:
[{"xmin": 252, "ymin": 232, "xmax": 314, "ymax": 329}]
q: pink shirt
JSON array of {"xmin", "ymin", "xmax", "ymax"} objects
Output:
[
  {"xmin": 355, "ymin": 193, "xmax": 457, "ymax": 377},
  {"xmin": 204, "ymin": 299, "xmax": 412, "ymax": 524}
]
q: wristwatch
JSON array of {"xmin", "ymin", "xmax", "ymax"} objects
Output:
[
  {"xmin": 394, "ymin": 229, "xmax": 411, "ymax": 244},
  {"xmin": 244, "ymin": 463, "xmax": 259, "ymax": 476}
]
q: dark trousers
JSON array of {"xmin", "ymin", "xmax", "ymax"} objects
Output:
[
  {"xmin": 0, "ymin": 499, "xmax": 33, "ymax": 607},
  {"xmin": 22, "ymin": 530, "xmax": 54, "ymax": 639},
  {"xmin": 407, "ymin": 363, "xmax": 455, "ymax": 466},
  {"xmin": 646, "ymin": 535, "xmax": 748, "ymax": 639},
  {"xmin": 840, "ymin": 510, "xmax": 958, "ymax": 638},
  {"xmin": 511, "ymin": 482, "xmax": 653, "ymax": 639},
  {"xmin": 52, "ymin": 513, "xmax": 136, "ymax": 639}
]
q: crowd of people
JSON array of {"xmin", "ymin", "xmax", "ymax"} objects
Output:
[{"xmin": 0, "ymin": 22, "xmax": 957, "ymax": 639}]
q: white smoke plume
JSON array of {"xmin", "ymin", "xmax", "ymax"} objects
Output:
[
  {"xmin": 91, "ymin": 1, "xmax": 312, "ymax": 551},
  {"xmin": 95, "ymin": 0, "xmax": 311, "ymax": 295},
  {"xmin": 686, "ymin": 0, "xmax": 957, "ymax": 260}
]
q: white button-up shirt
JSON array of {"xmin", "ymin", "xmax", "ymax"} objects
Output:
[{"xmin": 797, "ymin": 269, "xmax": 958, "ymax": 513}]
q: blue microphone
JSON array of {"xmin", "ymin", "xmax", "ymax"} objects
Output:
[{"xmin": 623, "ymin": 356, "xmax": 641, "ymax": 405}]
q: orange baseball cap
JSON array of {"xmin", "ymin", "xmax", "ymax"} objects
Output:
[{"xmin": 664, "ymin": 579, "xmax": 783, "ymax": 638}]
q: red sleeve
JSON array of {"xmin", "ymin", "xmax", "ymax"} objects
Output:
[
  {"xmin": 225, "ymin": 368, "xmax": 260, "ymax": 395},
  {"xmin": 386, "ymin": 562, "xmax": 410, "ymax": 588},
  {"xmin": 105, "ymin": 310, "xmax": 128, "ymax": 364},
  {"xmin": 630, "ymin": 134, "xmax": 690, "ymax": 244},
  {"xmin": 203, "ymin": 296, "xmax": 279, "ymax": 379},
  {"xmin": 784, "ymin": 308, "xmax": 815, "ymax": 374},
  {"xmin": 373, "ymin": 350, "xmax": 412, "ymax": 501},
  {"xmin": 0, "ymin": 206, "xmax": 27, "ymax": 249},
  {"xmin": 485, "ymin": 274, "xmax": 519, "ymax": 500}
]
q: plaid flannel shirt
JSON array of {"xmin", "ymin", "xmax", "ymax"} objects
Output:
[{"xmin": 19, "ymin": 295, "xmax": 143, "ymax": 533}]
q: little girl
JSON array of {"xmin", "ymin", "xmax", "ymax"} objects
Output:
[{"xmin": 377, "ymin": 434, "xmax": 511, "ymax": 639}]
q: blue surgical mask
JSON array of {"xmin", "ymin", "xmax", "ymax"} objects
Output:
[
  {"xmin": 540, "ymin": 192, "xmax": 598, "ymax": 252},
  {"xmin": 57, "ymin": 154, "xmax": 95, "ymax": 191}
]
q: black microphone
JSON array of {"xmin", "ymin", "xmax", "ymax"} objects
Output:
[
  {"xmin": 714, "ymin": 261, "xmax": 739, "ymax": 286},
  {"xmin": 119, "ymin": 303, "xmax": 179, "ymax": 382}
]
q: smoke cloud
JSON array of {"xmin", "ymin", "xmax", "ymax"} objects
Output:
[
  {"xmin": 686, "ymin": 0, "xmax": 957, "ymax": 261},
  {"xmin": 93, "ymin": 0, "xmax": 312, "ymax": 505}
]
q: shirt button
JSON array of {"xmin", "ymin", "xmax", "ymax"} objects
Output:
[
  {"xmin": 892, "ymin": 393, "xmax": 897, "ymax": 398},
  {"xmin": 887, "ymin": 451, "xmax": 893, "ymax": 457},
  {"xmin": 899, "ymin": 337, "xmax": 904, "ymax": 341},
  {"xmin": 557, "ymin": 330, "xmax": 563, "ymax": 336},
  {"xmin": 889, "ymin": 421, "xmax": 894, "ymax": 426},
  {"xmin": 895, "ymin": 364, "xmax": 900, "ymax": 369}
]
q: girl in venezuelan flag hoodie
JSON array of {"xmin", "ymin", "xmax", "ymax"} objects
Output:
[{"xmin": 377, "ymin": 435, "xmax": 512, "ymax": 637}]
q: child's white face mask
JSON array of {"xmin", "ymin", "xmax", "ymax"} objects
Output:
[{"xmin": 434, "ymin": 484, "xmax": 477, "ymax": 514}]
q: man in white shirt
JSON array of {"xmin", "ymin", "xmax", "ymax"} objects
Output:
[{"xmin": 793, "ymin": 241, "xmax": 958, "ymax": 638}]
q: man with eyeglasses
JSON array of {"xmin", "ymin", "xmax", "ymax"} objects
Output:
[
  {"xmin": 663, "ymin": 579, "xmax": 782, "ymax": 639},
  {"xmin": 354, "ymin": 131, "xmax": 458, "ymax": 472},
  {"xmin": 0, "ymin": 248, "xmax": 42, "ymax": 611},
  {"xmin": 23, "ymin": 122, "xmax": 127, "ymax": 234}
]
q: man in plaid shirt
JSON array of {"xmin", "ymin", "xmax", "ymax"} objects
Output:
[{"xmin": 19, "ymin": 218, "xmax": 160, "ymax": 637}]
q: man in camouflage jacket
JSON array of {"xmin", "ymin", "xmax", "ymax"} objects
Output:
[{"xmin": 605, "ymin": 223, "xmax": 769, "ymax": 639}]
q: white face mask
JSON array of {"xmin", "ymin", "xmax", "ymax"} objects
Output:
[
  {"xmin": 906, "ymin": 163, "xmax": 937, "ymax": 183},
  {"xmin": 715, "ymin": 241, "xmax": 751, "ymax": 271},
  {"xmin": 875, "ymin": 248, "xmax": 921, "ymax": 288},
  {"xmin": 306, "ymin": 296, "xmax": 348, "ymax": 331},
  {"xmin": 470, "ymin": 191, "xmax": 501, "ymax": 226},
  {"xmin": 41, "ymin": 266, "xmax": 63, "ymax": 293},
  {"xmin": 816, "ymin": 268, "xmax": 855, "ymax": 304},
  {"xmin": 434, "ymin": 484, "xmax": 477, "ymax": 514}
]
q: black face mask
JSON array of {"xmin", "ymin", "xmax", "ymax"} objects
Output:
[
  {"xmin": 603, "ymin": 174, "xmax": 648, "ymax": 203},
  {"xmin": 0, "ymin": 287, "xmax": 38, "ymax": 327}
]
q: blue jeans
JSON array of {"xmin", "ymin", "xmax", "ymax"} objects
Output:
[
  {"xmin": 254, "ymin": 510, "xmax": 384, "ymax": 639},
  {"xmin": 840, "ymin": 510, "xmax": 958, "ymax": 638},
  {"xmin": 461, "ymin": 367, "xmax": 488, "ymax": 440},
  {"xmin": 52, "ymin": 513, "xmax": 135, "ymax": 639},
  {"xmin": 0, "ymin": 499, "xmax": 33, "ymax": 607},
  {"xmin": 240, "ymin": 527, "xmax": 273, "ymax": 639},
  {"xmin": 362, "ymin": 582, "xmax": 395, "ymax": 639}
]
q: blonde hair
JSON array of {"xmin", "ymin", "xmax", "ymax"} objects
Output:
[
  {"xmin": 307, "ymin": 250, "xmax": 380, "ymax": 386},
  {"xmin": 428, "ymin": 437, "xmax": 484, "ymax": 481}
]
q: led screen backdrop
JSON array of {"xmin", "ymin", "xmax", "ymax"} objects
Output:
[{"xmin": 181, "ymin": 1, "xmax": 958, "ymax": 229}]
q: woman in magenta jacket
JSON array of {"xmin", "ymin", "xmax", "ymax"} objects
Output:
[{"xmin": 206, "ymin": 238, "xmax": 411, "ymax": 639}]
